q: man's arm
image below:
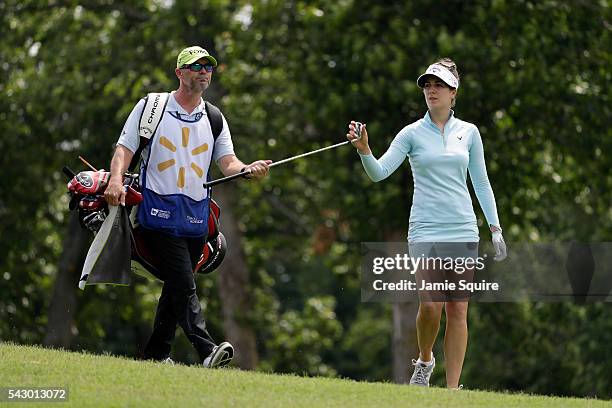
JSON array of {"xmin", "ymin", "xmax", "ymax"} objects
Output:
[
  {"xmin": 217, "ymin": 154, "xmax": 271, "ymax": 179},
  {"xmin": 104, "ymin": 144, "xmax": 134, "ymax": 206}
]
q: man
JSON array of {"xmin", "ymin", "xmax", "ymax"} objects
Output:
[{"xmin": 105, "ymin": 45, "xmax": 271, "ymax": 367}]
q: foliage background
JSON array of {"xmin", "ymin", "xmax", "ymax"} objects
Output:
[{"xmin": 0, "ymin": 0, "xmax": 610, "ymax": 399}]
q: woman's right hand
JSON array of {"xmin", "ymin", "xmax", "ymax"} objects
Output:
[{"xmin": 346, "ymin": 121, "xmax": 371, "ymax": 155}]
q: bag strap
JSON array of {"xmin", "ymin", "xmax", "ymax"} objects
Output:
[
  {"xmin": 204, "ymin": 101, "xmax": 224, "ymax": 142},
  {"xmin": 203, "ymin": 101, "xmax": 224, "ymax": 196},
  {"xmin": 128, "ymin": 92, "xmax": 170, "ymax": 172}
]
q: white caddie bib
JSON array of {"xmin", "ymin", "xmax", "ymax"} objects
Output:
[{"xmin": 138, "ymin": 106, "xmax": 215, "ymax": 237}]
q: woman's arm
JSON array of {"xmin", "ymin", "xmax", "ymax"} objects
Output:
[
  {"xmin": 347, "ymin": 122, "xmax": 411, "ymax": 182},
  {"xmin": 468, "ymin": 127, "xmax": 506, "ymax": 260},
  {"xmin": 467, "ymin": 126, "xmax": 501, "ymax": 229}
]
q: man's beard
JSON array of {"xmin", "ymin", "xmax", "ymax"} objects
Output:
[{"xmin": 188, "ymin": 78, "xmax": 209, "ymax": 93}]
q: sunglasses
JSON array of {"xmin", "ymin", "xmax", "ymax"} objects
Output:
[{"xmin": 181, "ymin": 62, "xmax": 215, "ymax": 72}]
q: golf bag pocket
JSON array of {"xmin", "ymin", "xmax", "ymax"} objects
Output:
[{"xmin": 137, "ymin": 188, "xmax": 210, "ymax": 237}]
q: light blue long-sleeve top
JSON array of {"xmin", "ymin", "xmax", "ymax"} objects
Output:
[{"xmin": 359, "ymin": 111, "xmax": 500, "ymax": 241}]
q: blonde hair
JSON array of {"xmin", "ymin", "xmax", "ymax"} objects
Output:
[{"xmin": 435, "ymin": 58, "xmax": 459, "ymax": 107}]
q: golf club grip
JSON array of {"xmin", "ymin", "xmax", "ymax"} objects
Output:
[
  {"xmin": 63, "ymin": 166, "xmax": 76, "ymax": 180},
  {"xmin": 203, "ymin": 170, "xmax": 249, "ymax": 188}
]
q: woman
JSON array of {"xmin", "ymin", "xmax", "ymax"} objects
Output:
[{"xmin": 346, "ymin": 58, "xmax": 506, "ymax": 389}]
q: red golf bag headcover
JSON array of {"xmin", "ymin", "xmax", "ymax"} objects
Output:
[
  {"xmin": 67, "ymin": 170, "xmax": 143, "ymax": 207},
  {"xmin": 67, "ymin": 170, "xmax": 110, "ymax": 195}
]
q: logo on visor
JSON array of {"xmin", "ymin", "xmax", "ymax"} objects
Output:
[{"xmin": 424, "ymin": 64, "xmax": 458, "ymax": 89}]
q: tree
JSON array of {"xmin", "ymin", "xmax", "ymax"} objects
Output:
[{"xmin": 1, "ymin": 0, "xmax": 611, "ymax": 398}]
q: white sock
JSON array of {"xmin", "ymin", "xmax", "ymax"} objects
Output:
[{"xmin": 418, "ymin": 354, "xmax": 434, "ymax": 365}]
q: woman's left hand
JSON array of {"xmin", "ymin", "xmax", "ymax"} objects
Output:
[{"xmin": 491, "ymin": 227, "xmax": 507, "ymax": 261}]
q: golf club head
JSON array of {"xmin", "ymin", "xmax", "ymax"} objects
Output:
[{"xmin": 355, "ymin": 122, "xmax": 363, "ymax": 139}]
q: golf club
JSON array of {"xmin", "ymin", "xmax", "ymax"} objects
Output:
[{"xmin": 203, "ymin": 122, "xmax": 362, "ymax": 188}]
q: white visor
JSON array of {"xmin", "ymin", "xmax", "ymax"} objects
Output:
[{"xmin": 417, "ymin": 64, "xmax": 459, "ymax": 89}]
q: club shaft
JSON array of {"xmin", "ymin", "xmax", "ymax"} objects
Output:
[
  {"xmin": 268, "ymin": 140, "xmax": 350, "ymax": 168},
  {"xmin": 203, "ymin": 140, "xmax": 352, "ymax": 188},
  {"xmin": 79, "ymin": 155, "xmax": 98, "ymax": 172},
  {"xmin": 203, "ymin": 171, "xmax": 247, "ymax": 188}
]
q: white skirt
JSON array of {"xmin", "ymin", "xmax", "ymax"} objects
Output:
[{"xmin": 408, "ymin": 221, "xmax": 479, "ymax": 243}]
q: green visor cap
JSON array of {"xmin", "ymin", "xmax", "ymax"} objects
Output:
[{"xmin": 177, "ymin": 46, "xmax": 218, "ymax": 68}]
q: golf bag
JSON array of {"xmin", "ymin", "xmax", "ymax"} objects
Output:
[{"xmin": 64, "ymin": 167, "xmax": 226, "ymax": 277}]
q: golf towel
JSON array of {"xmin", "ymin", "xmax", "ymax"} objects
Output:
[{"xmin": 79, "ymin": 205, "xmax": 132, "ymax": 289}]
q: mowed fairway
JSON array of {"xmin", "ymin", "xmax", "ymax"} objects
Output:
[{"xmin": 0, "ymin": 343, "xmax": 608, "ymax": 407}]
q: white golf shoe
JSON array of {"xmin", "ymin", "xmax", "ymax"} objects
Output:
[{"xmin": 409, "ymin": 356, "xmax": 435, "ymax": 386}]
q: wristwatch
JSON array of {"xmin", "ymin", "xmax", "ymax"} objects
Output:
[{"xmin": 240, "ymin": 167, "xmax": 252, "ymax": 179}]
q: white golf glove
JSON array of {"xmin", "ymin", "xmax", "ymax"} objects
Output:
[{"xmin": 491, "ymin": 228, "xmax": 507, "ymax": 261}]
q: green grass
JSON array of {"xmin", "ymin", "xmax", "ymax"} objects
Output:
[{"xmin": 0, "ymin": 342, "xmax": 609, "ymax": 407}]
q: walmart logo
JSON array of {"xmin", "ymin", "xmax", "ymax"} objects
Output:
[{"xmin": 156, "ymin": 127, "xmax": 208, "ymax": 188}]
